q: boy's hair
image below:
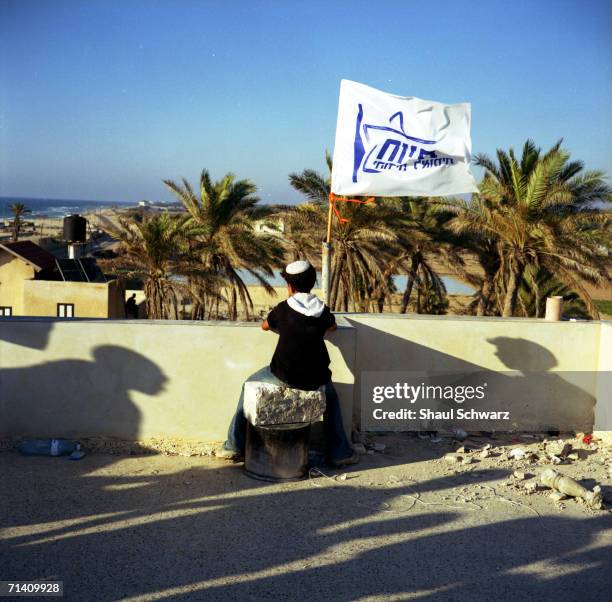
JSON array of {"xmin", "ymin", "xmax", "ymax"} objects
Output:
[{"xmin": 281, "ymin": 262, "xmax": 317, "ymax": 293}]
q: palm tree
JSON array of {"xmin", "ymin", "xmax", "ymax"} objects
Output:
[
  {"xmin": 380, "ymin": 197, "xmax": 458, "ymax": 314},
  {"xmin": 288, "ymin": 152, "xmax": 333, "ymax": 205},
  {"xmin": 273, "ymin": 202, "xmax": 326, "ymax": 265},
  {"xmin": 447, "ymin": 140, "xmax": 611, "ymax": 317},
  {"xmin": 163, "ymin": 170, "xmax": 283, "ymax": 320},
  {"xmin": 517, "ymin": 265, "xmax": 590, "ymax": 319},
  {"xmin": 100, "ymin": 212, "xmax": 195, "ymax": 319},
  {"xmin": 289, "ymin": 155, "xmax": 400, "ymax": 311},
  {"xmin": 9, "ymin": 202, "xmax": 31, "ymax": 242}
]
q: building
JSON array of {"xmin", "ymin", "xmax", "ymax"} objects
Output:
[{"xmin": 0, "ymin": 240, "xmax": 125, "ymax": 318}]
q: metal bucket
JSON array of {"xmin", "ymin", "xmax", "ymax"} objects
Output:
[{"xmin": 244, "ymin": 422, "xmax": 311, "ymax": 482}]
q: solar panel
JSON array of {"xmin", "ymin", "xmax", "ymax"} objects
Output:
[
  {"xmin": 79, "ymin": 258, "xmax": 107, "ymax": 283},
  {"xmin": 55, "ymin": 257, "xmax": 107, "ymax": 283},
  {"xmin": 55, "ymin": 258, "xmax": 87, "ymax": 282}
]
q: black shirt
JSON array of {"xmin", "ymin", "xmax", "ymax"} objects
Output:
[{"xmin": 267, "ymin": 300, "xmax": 336, "ymax": 390}]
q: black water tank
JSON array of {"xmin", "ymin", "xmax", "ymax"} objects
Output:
[{"xmin": 63, "ymin": 214, "xmax": 87, "ymax": 242}]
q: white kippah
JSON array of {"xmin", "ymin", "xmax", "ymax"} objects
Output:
[{"xmin": 285, "ymin": 260, "xmax": 311, "ymax": 275}]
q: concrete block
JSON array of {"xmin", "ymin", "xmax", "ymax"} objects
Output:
[{"xmin": 243, "ymin": 381, "xmax": 326, "ymax": 426}]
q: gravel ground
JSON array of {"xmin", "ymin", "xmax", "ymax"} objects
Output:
[{"xmin": 1, "ymin": 433, "xmax": 610, "ymax": 601}]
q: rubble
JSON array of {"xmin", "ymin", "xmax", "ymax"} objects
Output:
[
  {"xmin": 540, "ymin": 468, "xmax": 604, "ymax": 510},
  {"xmin": 523, "ymin": 481, "xmax": 538, "ymax": 494},
  {"xmin": 445, "ymin": 453, "xmax": 462, "ymax": 464},
  {"xmin": 508, "ymin": 448, "xmax": 527, "ymax": 459}
]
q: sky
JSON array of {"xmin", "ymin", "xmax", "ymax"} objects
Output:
[{"xmin": 0, "ymin": 0, "xmax": 610, "ymax": 204}]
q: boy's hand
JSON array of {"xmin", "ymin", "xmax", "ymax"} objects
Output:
[
  {"xmin": 261, "ymin": 319, "xmax": 271, "ymax": 331},
  {"xmin": 327, "ymin": 324, "xmax": 337, "ymax": 332}
]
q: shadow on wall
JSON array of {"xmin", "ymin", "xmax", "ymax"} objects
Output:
[
  {"xmin": 0, "ymin": 318, "xmax": 54, "ymax": 350},
  {"xmin": 345, "ymin": 320, "xmax": 595, "ymax": 432},
  {"xmin": 0, "ymin": 318, "xmax": 166, "ymax": 440}
]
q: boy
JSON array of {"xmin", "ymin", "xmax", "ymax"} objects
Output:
[{"xmin": 218, "ymin": 260, "xmax": 358, "ymax": 467}]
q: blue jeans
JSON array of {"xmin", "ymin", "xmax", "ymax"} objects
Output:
[{"xmin": 223, "ymin": 366, "xmax": 354, "ymax": 462}]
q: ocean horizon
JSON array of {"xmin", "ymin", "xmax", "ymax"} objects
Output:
[{"xmin": 0, "ymin": 196, "xmax": 136, "ymax": 219}]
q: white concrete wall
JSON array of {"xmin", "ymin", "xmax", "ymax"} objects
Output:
[
  {"xmin": 342, "ymin": 314, "xmax": 605, "ymax": 433},
  {"xmin": 0, "ymin": 317, "xmax": 355, "ymax": 442},
  {"xmin": 0, "ymin": 314, "xmax": 608, "ymax": 442},
  {"xmin": 594, "ymin": 321, "xmax": 612, "ymax": 435}
]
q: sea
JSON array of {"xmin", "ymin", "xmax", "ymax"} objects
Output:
[
  {"xmin": 1, "ymin": 197, "xmax": 474, "ymax": 295},
  {"xmin": 0, "ymin": 197, "xmax": 136, "ymax": 220}
]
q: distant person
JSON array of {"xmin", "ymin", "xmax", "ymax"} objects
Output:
[
  {"xmin": 217, "ymin": 260, "xmax": 358, "ymax": 467},
  {"xmin": 125, "ymin": 293, "xmax": 138, "ymax": 319}
]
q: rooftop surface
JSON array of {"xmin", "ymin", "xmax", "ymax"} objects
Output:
[
  {"xmin": 1, "ymin": 433, "xmax": 609, "ymax": 601},
  {"xmin": 0, "ymin": 240, "xmax": 57, "ymax": 271}
]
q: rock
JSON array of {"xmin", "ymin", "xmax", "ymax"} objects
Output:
[
  {"xmin": 370, "ymin": 442, "xmax": 386, "ymax": 452},
  {"xmin": 243, "ymin": 381, "xmax": 326, "ymax": 426},
  {"xmin": 352, "ymin": 443, "xmax": 367, "ymax": 455},
  {"xmin": 462, "ymin": 456, "xmax": 474, "ymax": 465},
  {"xmin": 456, "ymin": 446, "xmax": 471, "ymax": 453},
  {"xmin": 524, "ymin": 481, "xmax": 538, "ymax": 493},
  {"xmin": 509, "ymin": 448, "xmax": 526, "ymax": 459},
  {"xmin": 479, "ymin": 449, "xmax": 491, "ymax": 459},
  {"xmin": 513, "ymin": 470, "xmax": 526, "ymax": 481},
  {"xmin": 445, "ymin": 453, "xmax": 461, "ymax": 464},
  {"xmin": 549, "ymin": 454, "xmax": 563, "ymax": 465}
]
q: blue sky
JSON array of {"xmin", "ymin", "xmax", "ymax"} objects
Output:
[{"xmin": 1, "ymin": 0, "xmax": 610, "ymax": 204}]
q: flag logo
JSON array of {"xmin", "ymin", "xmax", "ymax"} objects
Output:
[{"xmin": 332, "ymin": 80, "xmax": 478, "ymax": 197}]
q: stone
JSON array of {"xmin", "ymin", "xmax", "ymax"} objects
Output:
[
  {"xmin": 243, "ymin": 381, "xmax": 326, "ymax": 426},
  {"xmin": 479, "ymin": 449, "xmax": 490, "ymax": 459},
  {"xmin": 524, "ymin": 481, "xmax": 538, "ymax": 493},
  {"xmin": 508, "ymin": 448, "xmax": 526, "ymax": 459},
  {"xmin": 445, "ymin": 453, "xmax": 461, "ymax": 464},
  {"xmin": 461, "ymin": 456, "xmax": 474, "ymax": 465},
  {"xmin": 513, "ymin": 470, "xmax": 526, "ymax": 481}
]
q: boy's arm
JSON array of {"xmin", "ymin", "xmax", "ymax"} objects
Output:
[{"xmin": 325, "ymin": 308, "xmax": 337, "ymax": 332}]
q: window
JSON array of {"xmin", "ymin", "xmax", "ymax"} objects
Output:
[
  {"xmin": 0, "ymin": 306, "xmax": 12, "ymax": 316},
  {"xmin": 57, "ymin": 303, "xmax": 75, "ymax": 318}
]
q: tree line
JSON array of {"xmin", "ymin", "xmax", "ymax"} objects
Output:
[{"xmin": 101, "ymin": 139, "xmax": 611, "ymax": 320}]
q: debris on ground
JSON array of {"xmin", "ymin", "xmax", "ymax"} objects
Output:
[
  {"xmin": 508, "ymin": 448, "xmax": 527, "ymax": 460},
  {"xmin": 540, "ymin": 468, "xmax": 604, "ymax": 510}
]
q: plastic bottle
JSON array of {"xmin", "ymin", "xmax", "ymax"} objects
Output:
[{"xmin": 19, "ymin": 439, "xmax": 78, "ymax": 456}]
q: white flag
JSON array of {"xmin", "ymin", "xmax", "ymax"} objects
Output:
[{"xmin": 331, "ymin": 80, "xmax": 478, "ymax": 197}]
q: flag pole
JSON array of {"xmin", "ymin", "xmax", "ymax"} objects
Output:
[{"xmin": 321, "ymin": 194, "xmax": 334, "ymax": 306}]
